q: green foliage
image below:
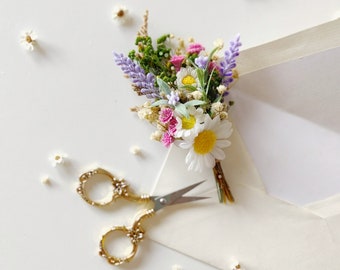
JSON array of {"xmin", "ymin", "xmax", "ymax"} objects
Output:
[{"xmin": 128, "ymin": 34, "xmax": 176, "ymax": 84}]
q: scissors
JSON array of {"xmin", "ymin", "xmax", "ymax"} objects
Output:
[{"xmin": 77, "ymin": 167, "xmax": 208, "ymax": 265}]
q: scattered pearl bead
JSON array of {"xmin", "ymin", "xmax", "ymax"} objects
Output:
[
  {"xmin": 40, "ymin": 175, "xmax": 51, "ymax": 185},
  {"xmin": 129, "ymin": 145, "xmax": 141, "ymax": 155},
  {"xmin": 172, "ymin": 264, "xmax": 182, "ymax": 270}
]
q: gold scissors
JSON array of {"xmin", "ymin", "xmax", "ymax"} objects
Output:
[{"xmin": 77, "ymin": 168, "xmax": 207, "ymax": 265}]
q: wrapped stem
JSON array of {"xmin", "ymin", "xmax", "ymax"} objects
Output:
[{"xmin": 213, "ymin": 160, "xmax": 234, "ymax": 203}]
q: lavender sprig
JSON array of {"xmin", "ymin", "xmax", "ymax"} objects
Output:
[
  {"xmin": 219, "ymin": 34, "xmax": 242, "ymax": 88},
  {"xmin": 113, "ymin": 52, "xmax": 160, "ymax": 98}
]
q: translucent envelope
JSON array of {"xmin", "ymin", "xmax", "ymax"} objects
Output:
[{"xmin": 148, "ymin": 19, "xmax": 340, "ymax": 270}]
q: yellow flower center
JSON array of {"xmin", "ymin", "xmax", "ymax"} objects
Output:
[
  {"xmin": 117, "ymin": 9, "xmax": 125, "ymax": 17},
  {"xmin": 193, "ymin": 130, "xmax": 216, "ymax": 155},
  {"xmin": 26, "ymin": 35, "xmax": 33, "ymax": 43},
  {"xmin": 182, "ymin": 75, "xmax": 196, "ymax": 85},
  {"xmin": 182, "ymin": 115, "xmax": 196, "ymax": 130}
]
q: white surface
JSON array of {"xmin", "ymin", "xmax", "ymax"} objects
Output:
[{"xmin": 0, "ymin": 0, "xmax": 339, "ymax": 269}]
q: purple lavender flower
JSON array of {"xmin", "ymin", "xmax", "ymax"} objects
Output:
[
  {"xmin": 219, "ymin": 34, "xmax": 242, "ymax": 89},
  {"xmin": 166, "ymin": 90, "xmax": 180, "ymax": 106},
  {"xmin": 194, "ymin": 55, "xmax": 209, "ymax": 69},
  {"xmin": 113, "ymin": 52, "xmax": 160, "ymax": 98}
]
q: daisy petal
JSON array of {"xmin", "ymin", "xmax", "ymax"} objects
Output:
[
  {"xmin": 204, "ymin": 154, "xmax": 216, "ymax": 168},
  {"xmin": 216, "ymin": 139, "xmax": 231, "ymax": 148},
  {"xmin": 212, "ymin": 147, "xmax": 226, "ymax": 160}
]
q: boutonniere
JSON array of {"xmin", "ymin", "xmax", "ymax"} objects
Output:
[{"xmin": 114, "ymin": 11, "xmax": 241, "ymax": 203}]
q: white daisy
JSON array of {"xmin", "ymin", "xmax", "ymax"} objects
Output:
[
  {"xmin": 231, "ymin": 262, "xmax": 242, "ymax": 270},
  {"xmin": 112, "ymin": 5, "xmax": 129, "ymax": 24},
  {"xmin": 49, "ymin": 152, "xmax": 67, "ymax": 167},
  {"xmin": 177, "ymin": 115, "xmax": 232, "ymax": 171},
  {"xmin": 176, "ymin": 67, "xmax": 200, "ymax": 89},
  {"xmin": 175, "ymin": 107, "xmax": 204, "ymax": 138},
  {"xmin": 20, "ymin": 30, "xmax": 37, "ymax": 51}
]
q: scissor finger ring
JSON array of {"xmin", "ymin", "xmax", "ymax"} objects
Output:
[
  {"xmin": 77, "ymin": 168, "xmax": 148, "ymax": 206},
  {"xmin": 77, "ymin": 167, "xmax": 208, "ymax": 265},
  {"xmin": 99, "ymin": 226, "xmax": 139, "ymax": 265},
  {"xmin": 99, "ymin": 210, "xmax": 153, "ymax": 265}
]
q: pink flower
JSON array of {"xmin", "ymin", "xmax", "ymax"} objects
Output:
[
  {"xmin": 170, "ymin": 55, "xmax": 185, "ymax": 72},
  {"xmin": 208, "ymin": 61, "xmax": 221, "ymax": 74},
  {"xmin": 161, "ymin": 131, "xmax": 174, "ymax": 148},
  {"xmin": 159, "ymin": 108, "xmax": 174, "ymax": 123},
  {"xmin": 187, "ymin": 43, "xmax": 205, "ymax": 54},
  {"xmin": 168, "ymin": 117, "xmax": 178, "ymax": 135}
]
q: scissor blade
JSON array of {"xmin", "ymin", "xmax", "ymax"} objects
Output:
[
  {"xmin": 152, "ymin": 180, "xmax": 207, "ymax": 211},
  {"xmin": 168, "ymin": 180, "xmax": 206, "ymax": 200},
  {"xmin": 171, "ymin": 196, "xmax": 209, "ymax": 204}
]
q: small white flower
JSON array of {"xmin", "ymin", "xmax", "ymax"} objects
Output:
[
  {"xmin": 217, "ymin": 84, "xmax": 227, "ymax": 95},
  {"xmin": 176, "ymin": 67, "xmax": 200, "ymax": 89},
  {"xmin": 219, "ymin": 111, "xmax": 229, "ymax": 120},
  {"xmin": 213, "ymin": 38, "xmax": 224, "ymax": 50},
  {"xmin": 113, "ymin": 5, "xmax": 129, "ymax": 24},
  {"xmin": 211, "ymin": 101, "xmax": 226, "ymax": 117},
  {"xmin": 191, "ymin": 90, "xmax": 203, "ymax": 100},
  {"xmin": 135, "ymin": 102, "xmax": 159, "ymax": 123},
  {"xmin": 188, "ymin": 37, "xmax": 195, "ymax": 43},
  {"xmin": 176, "ymin": 115, "xmax": 233, "ymax": 171},
  {"xmin": 20, "ymin": 30, "xmax": 37, "ymax": 51},
  {"xmin": 150, "ymin": 130, "xmax": 162, "ymax": 141},
  {"xmin": 231, "ymin": 262, "xmax": 243, "ymax": 270},
  {"xmin": 49, "ymin": 152, "xmax": 67, "ymax": 167}
]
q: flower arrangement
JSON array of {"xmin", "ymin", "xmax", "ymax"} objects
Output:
[{"xmin": 114, "ymin": 11, "xmax": 241, "ymax": 203}]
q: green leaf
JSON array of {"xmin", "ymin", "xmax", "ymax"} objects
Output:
[
  {"xmin": 213, "ymin": 96, "xmax": 222, "ymax": 103},
  {"xmin": 185, "ymin": 100, "xmax": 206, "ymax": 107},
  {"xmin": 180, "ymin": 85, "xmax": 197, "ymax": 92},
  {"xmin": 151, "ymin": 99, "xmax": 168, "ymax": 107},
  {"xmin": 175, "ymin": 103, "xmax": 189, "ymax": 117},
  {"xmin": 157, "ymin": 34, "xmax": 170, "ymax": 44},
  {"xmin": 156, "ymin": 77, "xmax": 171, "ymax": 95},
  {"xmin": 204, "ymin": 46, "xmax": 219, "ymax": 81},
  {"xmin": 206, "ymin": 66, "xmax": 217, "ymax": 95},
  {"xmin": 196, "ymin": 68, "xmax": 205, "ymax": 88}
]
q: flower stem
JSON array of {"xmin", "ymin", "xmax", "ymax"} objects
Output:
[{"xmin": 213, "ymin": 160, "xmax": 234, "ymax": 203}]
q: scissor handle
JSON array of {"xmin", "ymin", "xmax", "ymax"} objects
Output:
[
  {"xmin": 77, "ymin": 168, "xmax": 150, "ymax": 207},
  {"xmin": 99, "ymin": 209, "xmax": 155, "ymax": 265}
]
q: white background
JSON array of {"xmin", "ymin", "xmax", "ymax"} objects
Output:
[{"xmin": 0, "ymin": 1, "xmax": 339, "ymax": 269}]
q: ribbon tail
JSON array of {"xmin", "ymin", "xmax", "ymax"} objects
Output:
[{"xmin": 213, "ymin": 160, "xmax": 234, "ymax": 204}]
